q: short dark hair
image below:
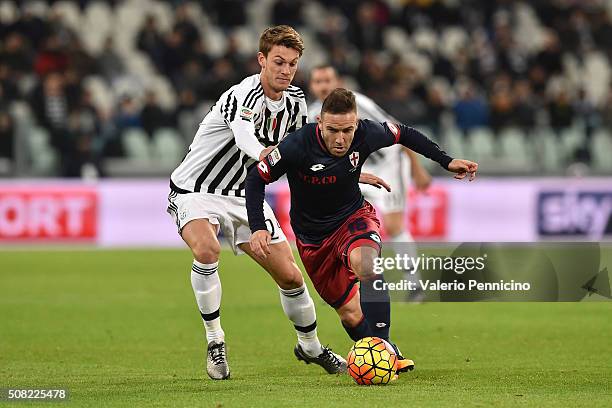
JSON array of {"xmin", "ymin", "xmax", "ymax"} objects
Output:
[
  {"xmin": 259, "ymin": 25, "xmax": 304, "ymax": 57},
  {"xmin": 321, "ymin": 88, "xmax": 356, "ymax": 116}
]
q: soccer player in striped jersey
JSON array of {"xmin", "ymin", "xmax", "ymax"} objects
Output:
[
  {"xmin": 167, "ymin": 26, "xmax": 346, "ymax": 380},
  {"xmin": 308, "ymin": 65, "xmax": 431, "ymax": 302}
]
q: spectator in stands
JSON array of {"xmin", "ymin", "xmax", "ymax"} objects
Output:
[
  {"xmin": 64, "ymin": 88, "xmax": 103, "ymax": 177},
  {"xmin": 212, "ymin": 0, "xmax": 248, "ymax": 28},
  {"xmin": 34, "ymin": 35, "xmax": 69, "ymax": 76},
  {"xmin": 422, "ymin": 83, "xmax": 449, "ymax": 135},
  {"xmin": 599, "ymin": 87, "xmax": 612, "ymax": 130},
  {"xmin": 488, "ymin": 75, "xmax": 516, "ymax": 132},
  {"xmin": 173, "ymin": 4, "xmax": 200, "ymax": 49},
  {"xmin": 272, "ymin": 0, "xmax": 304, "ymax": 27},
  {"xmin": 2, "ymin": 32, "xmax": 34, "ymax": 77},
  {"xmin": 137, "ymin": 15, "xmax": 165, "ymax": 71},
  {"xmin": 453, "ymin": 80, "xmax": 489, "ymax": 133},
  {"xmin": 381, "ymin": 81, "xmax": 427, "ymax": 125},
  {"xmin": 202, "ymin": 58, "xmax": 240, "ymax": 100},
  {"xmin": 7, "ymin": 7, "xmax": 48, "ymax": 49},
  {"xmin": 140, "ymin": 91, "xmax": 168, "ymax": 139},
  {"xmin": 356, "ymin": 51, "xmax": 387, "ymax": 99},
  {"xmin": 547, "ymin": 88, "xmax": 575, "ymax": 133},
  {"xmin": 0, "ymin": 63, "xmax": 19, "ymax": 101},
  {"xmin": 0, "ymin": 84, "xmax": 14, "ymax": 160},
  {"xmin": 97, "ymin": 36, "xmax": 126, "ymax": 84},
  {"xmin": 513, "ymin": 79, "xmax": 539, "ymax": 131},
  {"xmin": 349, "ymin": 1, "xmax": 384, "ymax": 51}
]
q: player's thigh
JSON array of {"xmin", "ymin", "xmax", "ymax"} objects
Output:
[
  {"xmin": 239, "ymin": 240, "xmax": 304, "ymax": 290},
  {"xmin": 335, "ymin": 287, "xmax": 363, "ymax": 326},
  {"xmin": 233, "ymin": 200, "xmax": 286, "ymax": 255},
  {"xmin": 181, "ymin": 219, "xmax": 221, "ymax": 264}
]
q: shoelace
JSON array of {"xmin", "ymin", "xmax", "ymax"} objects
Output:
[
  {"xmin": 320, "ymin": 346, "xmax": 341, "ymax": 367},
  {"xmin": 209, "ymin": 343, "xmax": 226, "ymax": 366}
]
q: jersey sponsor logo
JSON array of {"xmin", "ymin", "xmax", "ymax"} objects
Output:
[
  {"xmin": 349, "ymin": 151, "xmax": 360, "ymax": 169},
  {"xmin": 310, "ymin": 164, "xmax": 325, "ymax": 172},
  {"xmin": 268, "ymin": 148, "xmax": 282, "ymax": 166},
  {"xmin": 258, "ymin": 161, "xmax": 269, "ymax": 174},
  {"xmin": 386, "ymin": 122, "xmax": 400, "ymax": 142},
  {"xmin": 298, "ymin": 172, "xmax": 337, "ymax": 185},
  {"xmin": 240, "ymin": 107, "xmax": 253, "ymax": 121}
]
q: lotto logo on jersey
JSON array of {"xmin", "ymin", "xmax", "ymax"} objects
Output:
[
  {"xmin": 407, "ymin": 187, "xmax": 448, "ymax": 238},
  {"xmin": 0, "ymin": 188, "xmax": 98, "ymax": 241},
  {"xmin": 258, "ymin": 161, "xmax": 269, "ymax": 173}
]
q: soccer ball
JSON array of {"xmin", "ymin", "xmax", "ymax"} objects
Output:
[{"xmin": 347, "ymin": 336, "xmax": 397, "ymax": 385}]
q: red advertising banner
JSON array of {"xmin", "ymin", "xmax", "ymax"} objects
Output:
[
  {"xmin": 407, "ymin": 186, "xmax": 448, "ymax": 239},
  {"xmin": 0, "ymin": 188, "xmax": 98, "ymax": 241}
]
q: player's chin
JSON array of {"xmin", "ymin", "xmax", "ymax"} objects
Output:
[
  {"xmin": 331, "ymin": 148, "xmax": 347, "ymax": 157},
  {"xmin": 275, "ymin": 78, "xmax": 291, "ymax": 89}
]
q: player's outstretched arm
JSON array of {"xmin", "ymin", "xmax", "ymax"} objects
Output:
[{"xmin": 447, "ymin": 159, "xmax": 478, "ymax": 181}]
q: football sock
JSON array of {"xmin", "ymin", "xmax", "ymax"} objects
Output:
[
  {"xmin": 359, "ymin": 277, "xmax": 391, "ymax": 341},
  {"xmin": 279, "ymin": 284, "xmax": 323, "ymax": 357},
  {"xmin": 342, "ymin": 315, "xmax": 373, "ymax": 342},
  {"xmin": 191, "ymin": 260, "xmax": 225, "ymax": 343}
]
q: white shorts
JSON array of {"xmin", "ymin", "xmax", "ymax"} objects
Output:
[
  {"xmin": 167, "ymin": 190, "xmax": 286, "ymax": 255},
  {"xmin": 361, "ymin": 146, "xmax": 410, "ymax": 214}
]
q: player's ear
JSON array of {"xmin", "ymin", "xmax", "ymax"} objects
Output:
[{"xmin": 257, "ymin": 52, "xmax": 266, "ymax": 69}]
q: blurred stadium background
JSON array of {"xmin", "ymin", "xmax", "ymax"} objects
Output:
[
  {"xmin": 1, "ymin": 3, "xmax": 611, "ymax": 406},
  {"xmin": 0, "ymin": 0, "xmax": 611, "ymax": 244}
]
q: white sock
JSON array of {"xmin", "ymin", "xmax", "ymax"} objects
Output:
[
  {"xmin": 279, "ymin": 284, "xmax": 323, "ymax": 357},
  {"xmin": 389, "ymin": 231, "xmax": 421, "ymax": 283},
  {"xmin": 191, "ymin": 260, "xmax": 225, "ymax": 343}
]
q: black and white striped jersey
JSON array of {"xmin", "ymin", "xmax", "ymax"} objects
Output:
[
  {"xmin": 307, "ymin": 91, "xmax": 405, "ymax": 171},
  {"xmin": 171, "ymin": 74, "xmax": 308, "ymax": 197}
]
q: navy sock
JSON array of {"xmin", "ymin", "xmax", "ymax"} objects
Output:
[
  {"xmin": 342, "ymin": 316, "xmax": 373, "ymax": 342},
  {"xmin": 359, "ymin": 277, "xmax": 391, "ymax": 341}
]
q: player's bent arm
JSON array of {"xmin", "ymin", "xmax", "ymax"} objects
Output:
[{"xmin": 229, "ymin": 119, "xmax": 266, "ymax": 160}]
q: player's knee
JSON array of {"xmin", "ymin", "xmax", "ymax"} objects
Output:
[
  {"xmin": 274, "ymin": 268, "xmax": 304, "ymax": 290},
  {"xmin": 191, "ymin": 240, "xmax": 221, "ymax": 264},
  {"xmin": 350, "ymin": 250, "xmax": 377, "ymax": 281}
]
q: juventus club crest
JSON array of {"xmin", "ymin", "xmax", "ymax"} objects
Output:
[{"xmin": 349, "ymin": 151, "xmax": 360, "ymax": 169}]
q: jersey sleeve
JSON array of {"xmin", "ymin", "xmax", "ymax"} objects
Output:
[
  {"xmin": 363, "ymin": 119, "xmax": 454, "ymax": 169},
  {"xmin": 222, "ymin": 86, "xmax": 265, "ymax": 160},
  {"xmin": 245, "ymin": 136, "xmax": 299, "ymax": 232}
]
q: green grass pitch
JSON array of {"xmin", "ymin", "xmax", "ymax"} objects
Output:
[{"xmin": 1, "ymin": 249, "xmax": 610, "ymax": 407}]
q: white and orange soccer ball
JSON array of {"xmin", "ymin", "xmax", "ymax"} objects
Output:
[{"xmin": 346, "ymin": 336, "xmax": 397, "ymax": 385}]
